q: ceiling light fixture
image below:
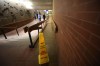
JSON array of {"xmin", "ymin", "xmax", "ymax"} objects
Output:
[{"xmin": 9, "ymin": 0, "xmax": 33, "ymax": 9}]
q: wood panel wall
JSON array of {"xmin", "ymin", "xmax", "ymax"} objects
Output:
[{"xmin": 53, "ymin": 0, "xmax": 100, "ymax": 66}]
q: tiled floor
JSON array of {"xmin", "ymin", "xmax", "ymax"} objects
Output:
[{"xmin": 43, "ymin": 15, "xmax": 58, "ymax": 66}]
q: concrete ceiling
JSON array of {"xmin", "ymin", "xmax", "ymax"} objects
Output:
[{"xmin": 30, "ymin": 0, "xmax": 53, "ymax": 10}]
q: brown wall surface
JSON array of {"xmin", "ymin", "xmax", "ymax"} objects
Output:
[{"xmin": 53, "ymin": 0, "xmax": 100, "ymax": 66}]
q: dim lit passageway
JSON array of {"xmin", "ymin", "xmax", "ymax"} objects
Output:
[{"xmin": 0, "ymin": 0, "xmax": 100, "ymax": 66}]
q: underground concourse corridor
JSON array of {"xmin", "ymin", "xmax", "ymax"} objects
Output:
[{"xmin": 0, "ymin": 0, "xmax": 100, "ymax": 66}]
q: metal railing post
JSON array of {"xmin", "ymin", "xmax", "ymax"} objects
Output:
[
  {"xmin": 16, "ymin": 28, "xmax": 19, "ymax": 36},
  {"xmin": 1, "ymin": 30, "xmax": 7, "ymax": 39},
  {"xmin": 23, "ymin": 21, "xmax": 46, "ymax": 48},
  {"xmin": 38, "ymin": 28, "xmax": 39, "ymax": 37},
  {"xmin": 28, "ymin": 30, "xmax": 34, "ymax": 48}
]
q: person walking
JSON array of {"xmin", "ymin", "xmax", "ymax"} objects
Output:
[
  {"xmin": 38, "ymin": 14, "xmax": 41, "ymax": 21},
  {"xmin": 43, "ymin": 14, "xmax": 46, "ymax": 20}
]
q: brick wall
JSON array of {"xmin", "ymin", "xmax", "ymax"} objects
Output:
[{"xmin": 53, "ymin": 0, "xmax": 100, "ymax": 66}]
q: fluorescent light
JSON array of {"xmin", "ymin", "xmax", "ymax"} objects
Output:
[
  {"xmin": 48, "ymin": 10, "xmax": 52, "ymax": 11},
  {"xmin": 23, "ymin": 1, "xmax": 33, "ymax": 9},
  {"xmin": 9, "ymin": 0, "xmax": 19, "ymax": 3},
  {"xmin": 9, "ymin": 0, "xmax": 33, "ymax": 9}
]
